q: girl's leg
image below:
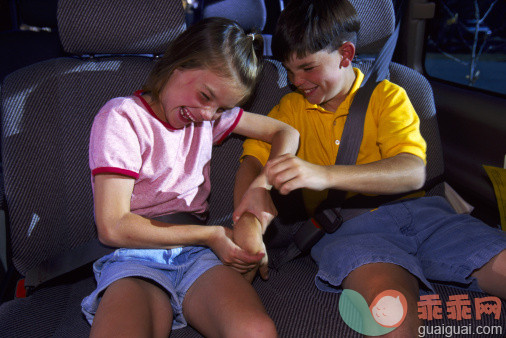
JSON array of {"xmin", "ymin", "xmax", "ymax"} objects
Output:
[
  {"xmin": 342, "ymin": 262, "xmax": 422, "ymax": 338},
  {"xmin": 471, "ymin": 249, "xmax": 506, "ymax": 298},
  {"xmin": 90, "ymin": 277, "xmax": 173, "ymax": 338},
  {"xmin": 183, "ymin": 265, "xmax": 277, "ymax": 338}
]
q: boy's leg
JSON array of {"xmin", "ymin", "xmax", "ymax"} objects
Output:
[
  {"xmin": 183, "ymin": 265, "xmax": 277, "ymax": 338},
  {"xmin": 471, "ymin": 249, "xmax": 506, "ymax": 298},
  {"xmin": 90, "ymin": 277, "xmax": 173, "ymax": 338},
  {"xmin": 342, "ymin": 262, "xmax": 422, "ymax": 338}
]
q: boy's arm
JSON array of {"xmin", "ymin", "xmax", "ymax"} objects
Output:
[{"xmin": 265, "ymin": 152, "xmax": 426, "ymax": 196}]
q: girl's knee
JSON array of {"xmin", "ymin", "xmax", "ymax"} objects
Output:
[
  {"xmin": 93, "ymin": 277, "xmax": 173, "ymax": 337},
  {"xmin": 224, "ymin": 313, "xmax": 277, "ymax": 338}
]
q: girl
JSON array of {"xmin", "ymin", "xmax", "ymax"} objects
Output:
[{"xmin": 81, "ymin": 18, "xmax": 298, "ymax": 337}]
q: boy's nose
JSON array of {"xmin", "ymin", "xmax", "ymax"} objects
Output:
[{"xmin": 291, "ymin": 73, "xmax": 304, "ymax": 87}]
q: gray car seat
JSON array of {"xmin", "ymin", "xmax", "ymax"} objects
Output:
[
  {"xmin": 0, "ymin": 0, "xmax": 185, "ymax": 336},
  {"xmin": 0, "ymin": 0, "xmax": 504, "ymax": 337}
]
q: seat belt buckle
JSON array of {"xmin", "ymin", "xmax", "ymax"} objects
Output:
[
  {"xmin": 293, "ymin": 218, "xmax": 325, "ymax": 254},
  {"xmin": 16, "ymin": 279, "xmax": 27, "ymax": 298},
  {"xmin": 313, "ymin": 207, "xmax": 343, "ymax": 234}
]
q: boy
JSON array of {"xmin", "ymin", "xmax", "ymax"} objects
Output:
[{"xmin": 233, "ymin": 0, "xmax": 506, "ymax": 336}]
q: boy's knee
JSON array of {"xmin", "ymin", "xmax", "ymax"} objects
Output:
[{"xmin": 344, "ymin": 263, "xmax": 419, "ymax": 300}]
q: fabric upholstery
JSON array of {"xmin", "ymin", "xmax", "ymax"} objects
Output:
[
  {"xmin": 389, "ymin": 62, "xmax": 445, "ymax": 196},
  {"xmin": 1, "ymin": 57, "xmax": 155, "ymax": 275},
  {"xmin": 1, "ymin": 1, "xmax": 503, "ymax": 337},
  {"xmin": 58, "ymin": 0, "xmax": 186, "ymax": 55},
  {"xmin": 202, "ymin": 0, "xmax": 267, "ymax": 33},
  {"xmin": 350, "ymin": 0, "xmax": 395, "ymax": 54}
]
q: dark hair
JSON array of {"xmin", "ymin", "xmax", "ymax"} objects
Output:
[
  {"xmin": 272, "ymin": 0, "xmax": 360, "ymax": 62},
  {"xmin": 144, "ymin": 17, "xmax": 264, "ymax": 104}
]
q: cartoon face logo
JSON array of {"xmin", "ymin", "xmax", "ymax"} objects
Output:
[
  {"xmin": 370, "ymin": 290, "xmax": 407, "ymax": 328},
  {"xmin": 339, "ymin": 289, "xmax": 408, "ymax": 336}
]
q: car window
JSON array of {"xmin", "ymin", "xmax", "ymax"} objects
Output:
[{"xmin": 424, "ymin": 0, "xmax": 506, "ymax": 95}]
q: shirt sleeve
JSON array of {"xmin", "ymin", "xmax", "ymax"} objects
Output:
[
  {"xmin": 89, "ymin": 100, "xmax": 142, "ymax": 178},
  {"xmin": 212, "ymin": 107, "xmax": 243, "ymax": 144},
  {"xmin": 240, "ymin": 94, "xmax": 295, "ymax": 166},
  {"xmin": 374, "ymin": 81, "xmax": 427, "ymax": 163}
]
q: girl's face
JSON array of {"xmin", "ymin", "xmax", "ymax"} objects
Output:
[
  {"xmin": 283, "ymin": 49, "xmax": 355, "ymax": 112},
  {"xmin": 153, "ymin": 68, "xmax": 246, "ymax": 129}
]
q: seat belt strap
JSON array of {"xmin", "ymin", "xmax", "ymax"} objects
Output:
[{"xmin": 23, "ymin": 213, "xmax": 205, "ymax": 292}]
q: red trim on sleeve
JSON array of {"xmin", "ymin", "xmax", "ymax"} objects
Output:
[
  {"xmin": 215, "ymin": 108, "xmax": 244, "ymax": 145},
  {"xmin": 92, "ymin": 167, "xmax": 139, "ymax": 179},
  {"xmin": 134, "ymin": 90, "xmax": 176, "ymax": 130}
]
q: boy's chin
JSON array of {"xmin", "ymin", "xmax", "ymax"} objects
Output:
[{"xmin": 305, "ymin": 96, "xmax": 323, "ymax": 106}]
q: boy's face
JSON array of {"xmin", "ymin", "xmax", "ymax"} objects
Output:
[{"xmin": 283, "ymin": 49, "xmax": 354, "ymax": 112}]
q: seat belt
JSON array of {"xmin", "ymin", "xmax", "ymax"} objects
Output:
[
  {"xmin": 271, "ymin": 19, "xmax": 402, "ymax": 269},
  {"xmin": 23, "ymin": 212, "xmax": 205, "ymax": 293}
]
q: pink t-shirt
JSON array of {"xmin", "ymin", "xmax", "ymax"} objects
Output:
[{"xmin": 89, "ymin": 92, "xmax": 243, "ymax": 218}]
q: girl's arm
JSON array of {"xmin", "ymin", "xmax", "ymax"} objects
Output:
[
  {"xmin": 233, "ymin": 212, "xmax": 268, "ymax": 282},
  {"xmin": 231, "ymin": 112, "xmax": 299, "ymax": 281},
  {"xmin": 232, "ymin": 111, "xmax": 299, "ymax": 166},
  {"xmin": 93, "ymin": 173, "xmax": 263, "ymax": 272},
  {"xmin": 232, "ymin": 112, "xmax": 299, "ymax": 230}
]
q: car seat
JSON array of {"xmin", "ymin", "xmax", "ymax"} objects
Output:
[
  {"xmin": 0, "ymin": 0, "xmax": 185, "ymax": 336},
  {"xmin": 0, "ymin": 0, "xmax": 504, "ymax": 337},
  {"xmin": 193, "ymin": 0, "xmax": 281, "ymax": 56}
]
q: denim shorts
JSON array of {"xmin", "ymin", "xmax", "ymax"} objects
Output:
[
  {"xmin": 81, "ymin": 246, "xmax": 222, "ymax": 330},
  {"xmin": 311, "ymin": 196, "xmax": 506, "ymax": 293}
]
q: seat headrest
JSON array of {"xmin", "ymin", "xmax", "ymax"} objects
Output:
[
  {"xmin": 349, "ymin": 0, "xmax": 395, "ymax": 55},
  {"xmin": 57, "ymin": 0, "xmax": 186, "ymax": 55},
  {"xmin": 202, "ymin": 0, "xmax": 267, "ymax": 32}
]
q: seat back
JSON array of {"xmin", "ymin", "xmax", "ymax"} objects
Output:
[
  {"xmin": 202, "ymin": 0, "xmax": 267, "ymax": 32},
  {"xmin": 196, "ymin": 0, "xmax": 277, "ymax": 56},
  {"xmin": 350, "ymin": 0, "xmax": 445, "ymax": 195},
  {"xmin": 1, "ymin": 0, "xmax": 185, "ymax": 276}
]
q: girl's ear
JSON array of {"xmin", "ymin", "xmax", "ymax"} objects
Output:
[{"xmin": 339, "ymin": 42, "xmax": 356, "ymax": 68}]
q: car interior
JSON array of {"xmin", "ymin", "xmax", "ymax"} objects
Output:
[{"xmin": 1, "ymin": 0, "xmax": 505, "ymax": 337}]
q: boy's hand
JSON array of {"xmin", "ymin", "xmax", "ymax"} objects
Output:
[
  {"xmin": 206, "ymin": 226, "xmax": 264, "ymax": 274},
  {"xmin": 265, "ymin": 154, "xmax": 331, "ymax": 194},
  {"xmin": 233, "ymin": 212, "xmax": 269, "ymax": 282}
]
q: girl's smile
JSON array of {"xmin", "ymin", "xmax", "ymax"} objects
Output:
[{"xmin": 152, "ymin": 68, "xmax": 246, "ymax": 129}]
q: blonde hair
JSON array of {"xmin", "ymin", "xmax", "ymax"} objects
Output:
[{"xmin": 144, "ymin": 17, "xmax": 264, "ymax": 105}]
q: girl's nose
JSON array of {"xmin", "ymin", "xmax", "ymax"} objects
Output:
[{"xmin": 200, "ymin": 108, "xmax": 218, "ymax": 121}]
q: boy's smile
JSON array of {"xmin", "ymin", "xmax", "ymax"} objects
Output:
[{"xmin": 283, "ymin": 48, "xmax": 356, "ymax": 112}]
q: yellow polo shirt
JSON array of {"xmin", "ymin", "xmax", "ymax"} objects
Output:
[{"xmin": 241, "ymin": 68, "xmax": 426, "ymax": 213}]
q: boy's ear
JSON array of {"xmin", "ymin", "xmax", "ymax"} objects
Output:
[{"xmin": 339, "ymin": 42, "xmax": 356, "ymax": 68}]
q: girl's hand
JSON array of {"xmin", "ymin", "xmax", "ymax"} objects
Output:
[
  {"xmin": 206, "ymin": 226, "xmax": 264, "ymax": 273},
  {"xmin": 233, "ymin": 213, "xmax": 269, "ymax": 282}
]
